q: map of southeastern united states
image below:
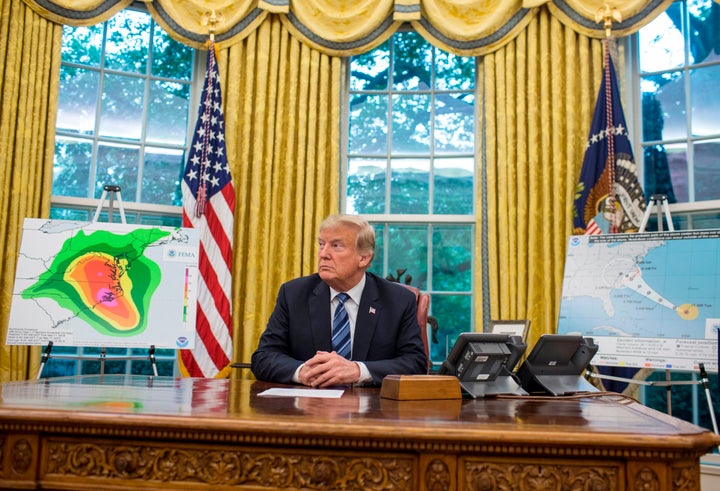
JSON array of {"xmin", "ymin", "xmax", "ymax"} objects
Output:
[{"xmin": 21, "ymin": 228, "xmax": 169, "ymax": 337}]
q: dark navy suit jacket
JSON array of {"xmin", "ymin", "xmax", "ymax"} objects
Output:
[{"xmin": 251, "ymin": 272, "xmax": 428, "ymax": 385}]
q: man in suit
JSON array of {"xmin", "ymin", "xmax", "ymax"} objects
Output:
[{"xmin": 251, "ymin": 214, "xmax": 428, "ymax": 387}]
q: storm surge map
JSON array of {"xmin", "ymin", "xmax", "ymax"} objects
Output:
[{"xmin": 7, "ymin": 219, "xmax": 199, "ymax": 349}]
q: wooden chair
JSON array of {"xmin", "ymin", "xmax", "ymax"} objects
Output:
[{"xmin": 399, "ymin": 284, "xmax": 432, "ymax": 373}]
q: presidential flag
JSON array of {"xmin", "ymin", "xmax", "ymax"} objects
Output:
[
  {"xmin": 180, "ymin": 41, "xmax": 235, "ymax": 378},
  {"xmin": 573, "ymin": 44, "xmax": 646, "ymax": 235}
]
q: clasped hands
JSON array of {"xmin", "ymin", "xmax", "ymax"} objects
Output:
[{"xmin": 298, "ymin": 350, "xmax": 360, "ymax": 387}]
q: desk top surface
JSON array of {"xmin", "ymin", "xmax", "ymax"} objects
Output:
[{"xmin": 1, "ymin": 374, "xmax": 718, "ymax": 452}]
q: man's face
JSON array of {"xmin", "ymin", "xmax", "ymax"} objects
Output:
[{"xmin": 317, "ymin": 223, "xmax": 370, "ymax": 291}]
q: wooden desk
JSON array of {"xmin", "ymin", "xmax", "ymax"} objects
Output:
[{"xmin": 0, "ymin": 375, "xmax": 717, "ymax": 490}]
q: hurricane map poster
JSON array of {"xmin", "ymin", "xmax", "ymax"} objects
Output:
[
  {"xmin": 7, "ymin": 219, "xmax": 199, "ymax": 349},
  {"xmin": 557, "ymin": 230, "xmax": 720, "ymax": 371}
]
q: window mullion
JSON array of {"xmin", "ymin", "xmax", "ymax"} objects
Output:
[
  {"xmin": 136, "ymin": 20, "xmax": 155, "ymax": 203},
  {"xmin": 683, "ymin": 3, "xmax": 694, "ymax": 201}
]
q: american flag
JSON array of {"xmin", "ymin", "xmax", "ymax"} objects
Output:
[
  {"xmin": 573, "ymin": 40, "xmax": 646, "ymax": 235},
  {"xmin": 180, "ymin": 41, "xmax": 235, "ymax": 378}
]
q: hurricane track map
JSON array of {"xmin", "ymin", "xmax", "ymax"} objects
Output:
[{"xmin": 557, "ymin": 230, "xmax": 720, "ymax": 371}]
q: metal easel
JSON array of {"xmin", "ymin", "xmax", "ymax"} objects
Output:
[
  {"xmin": 36, "ymin": 185, "xmax": 158, "ymax": 379},
  {"xmin": 589, "ymin": 194, "xmax": 719, "ymax": 442},
  {"xmin": 638, "ymin": 194, "xmax": 674, "ymax": 233},
  {"xmin": 638, "ymin": 195, "xmax": 676, "ymax": 416}
]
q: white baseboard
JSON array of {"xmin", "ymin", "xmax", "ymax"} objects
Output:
[{"xmin": 701, "ymin": 452, "xmax": 720, "ymax": 490}]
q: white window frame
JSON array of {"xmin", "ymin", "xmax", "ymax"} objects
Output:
[{"xmin": 341, "ymin": 32, "xmax": 478, "ymax": 364}]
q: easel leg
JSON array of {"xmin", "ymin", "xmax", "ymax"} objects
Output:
[
  {"xmin": 36, "ymin": 342, "xmax": 54, "ymax": 380},
  {"xmin": 666, "ymin": 370, "xmax": 672, "ymax": 416},
  {"xmin": 638, "ymin": 194, "xmax": 674, "ymax": 233},
  {"xmin": 699, "ymin": 364, "xmax": 719, "ymax": 449},
  {"xmin": 92, "ymin": 185, "xmax": 127, "ymax": 225},
  {"xmin": 149, "ymin": 345, "xmax": 158, "ymax": 377}
]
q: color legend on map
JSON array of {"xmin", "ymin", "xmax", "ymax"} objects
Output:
[{"xmin": 183, "ymin": 267, "xmax": 198, "ymax": 324}]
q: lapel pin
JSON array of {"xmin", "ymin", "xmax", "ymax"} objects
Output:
[{"xmin": 369, "ymin": 307, "xmax": 376, "ymax": 315}]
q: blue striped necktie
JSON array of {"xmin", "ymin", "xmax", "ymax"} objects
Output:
[{"xmin": 332, "ymin": 292, "xmax": 351, "ymax": 359}]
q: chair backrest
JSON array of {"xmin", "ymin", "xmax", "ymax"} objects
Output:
[{"xmin": 400, "ymin": 284, "xmax": 431, "ymax": 372}]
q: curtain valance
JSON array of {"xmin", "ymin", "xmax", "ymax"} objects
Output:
[{"xmin": 21, "ymin": 0, "xmax": 678, "ymax": 55}]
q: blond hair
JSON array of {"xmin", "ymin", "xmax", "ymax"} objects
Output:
[{"xmin": 319, "ymin": 214, "xmax": 375, "ymax": 258}]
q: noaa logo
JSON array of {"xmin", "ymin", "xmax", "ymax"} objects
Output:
[
  {"xmin": 168, "ymin": 249, "xmax": 177, "ymax": 258},
  {"xmin": 176, "ymin": 337, "xmax": 189, "ymax": 348},
  {"xmin": 569, "ymin": 237, "xmax": 581, "ymax": 247}
]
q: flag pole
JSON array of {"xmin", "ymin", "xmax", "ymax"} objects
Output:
[
  {"xmin": 194, "ymin": 9, "xmax": 222, "ymax": 218},
  {"xmin": 181, "ymin": 7, "xmax": 236, "ymax": 378},
  {"xmin": 595, "ymin": 4, "xmax": 623, "ymax": 233}
]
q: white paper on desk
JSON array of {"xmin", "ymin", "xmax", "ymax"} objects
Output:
[{"xmin": 258, "ymin": 388, "xmax": 345, "ymax": 398}]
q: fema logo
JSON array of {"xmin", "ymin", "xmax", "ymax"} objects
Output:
[
  {"xmin": 168, "ymin": 249, "xmax": 177, "ymax": 258},
  {"xmin": 569, "ymin": 237, "xmax": 581, "ymax": 247},
  {"xmin": 176, "ymin": 337, "xmax": 189, "ymax": 348}
]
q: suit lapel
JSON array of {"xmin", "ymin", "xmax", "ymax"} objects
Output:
[
  {"xmin": 353, "ymin": 274, "xmax": 381, "ymax": 360},
  {"xmin": 309, "ymin": 280, "xmax": 333, "ymax": 351}
]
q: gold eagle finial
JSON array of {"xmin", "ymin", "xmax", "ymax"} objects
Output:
[{"xmin": 595, "ymin": 4, "xmax": 622, "ymax": 38}]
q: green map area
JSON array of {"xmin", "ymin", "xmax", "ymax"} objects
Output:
[{"xmin": 22, "ymin": 228, "xmax": 171, "ymax": 337}]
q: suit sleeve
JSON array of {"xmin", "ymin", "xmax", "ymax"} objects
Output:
[{"xmin": 250, "ymin": 284, "xmax": 305, "ymax": 384}]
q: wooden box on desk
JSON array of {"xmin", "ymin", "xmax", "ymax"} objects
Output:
[{"xmin": 380, "ymin": 374, "xmax": 462, "ymax": 400}]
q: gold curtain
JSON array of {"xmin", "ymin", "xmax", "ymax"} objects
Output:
[
  {"xmin": 478, "ymin": 9, "xmax": 605, "ymax": 347},
  {"xmin": 0, "ymin": 1, "xmax": 60, "ymax": 382},
  {"xmin": 217, "ymin": 17, "xmax": 342, "ymax": 368}
]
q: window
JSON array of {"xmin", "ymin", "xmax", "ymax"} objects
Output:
[
  {"xmin": 53, "ymin": 6, "xmax": 195, "ymax": 225},
  {"xmin": 632, "ymin": 0, "xmax": 720, "ymax": 430},
  {"xmin": 635, "ymin": 0, "xmax": 720, "ymax": 229},
  {"xmin": 345, "ymin": 31, "xmax": 476, "ymax": 366},
  {"xmin": 41, "ymin": 7, "xmax": 199, "ymax": 377}
]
